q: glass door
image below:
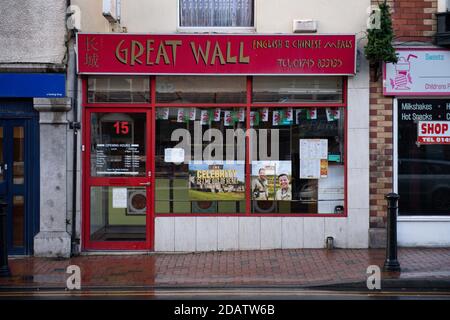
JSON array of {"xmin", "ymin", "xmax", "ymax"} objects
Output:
[
  {"xmin": 84, "ymin": 109, "xmax": 152, "ymax": 250},
  {"xmin": 0, "ymin": 119, "xmax": 28, "ymax": 254}
]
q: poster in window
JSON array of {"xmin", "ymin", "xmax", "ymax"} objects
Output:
[
  {"xmin": 306, "ymin": 108, "xmax": 317, "ymax": 120},
  {"xmin": 286, "ymin": 107, "xmax": 293, "ymax": 121},
  {"xmin": 299, "ymin": 139, "xmax": 328, "ymax": 179},
  {"xmin": 250, "ymin": 111, "xmax": 260, "ymax": 126},
  {"xmin": 200, "ymin": 110, "xmax": 211, "ymax": 125},
  {"xmin": 112, "ymin": 188, "xmax": 127, "ymax": 208},
  {"xmin": 300, "ymin": 159, "xmax": 321, "ymax": 179},
  {"xmin": 261, "ymin": 108, "xmax": 269, "ymax": 122},
  {"xmin": 213, "ymin": 108, "xmax": 221, "ymax": 121},
  {"xmin": 177, "ymin": 108, "xmax": 186, "ymax": 123},
  {"xmin": 273, "ymin": 110, "xmax": 280, "ymax": 126},
  {"xmin": 251, "ymin": 161, "xmax": 292, "ymax": 201},
  {"xmin": 237, "ymin": 108, "xmax": 245, "ymax": 122},
  {"xmin": 189, "ymin": 107, "xmax": 197, "ymax": 120},
  {"xmin": 188, "ymin": 161, "xmax": 245, "ymax": 201},
  {"xmin": 95, "ymin": 143, "xmax": 142, "ymax": 175},
  {"xmin": 224, "ymin": 111, "xmax": 233, "ymax": 126},
  {"xmin": 326, "ymin": 108, "xmax": 340, "ymax": 121},
  {"xmin": 300, "ymin": 139, "xmax": 328, "ymax": 160},
  {"xmin": 157, "ymin": 108, "xmax": 169, "ymax": 120},
  {"xmin": 295, "ymin": 109, "xmax": 302, "ymax": 124},
  {"xmin": 164, "ymin": 148, "xmax": 185, "ymax": 163},
  {"xmin": 320, "ymin": 159, "xmax": 328, "ymax": 178}
]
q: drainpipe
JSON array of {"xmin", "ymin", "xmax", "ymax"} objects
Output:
[{"xmin": 67, "ymin": 0, "xmax": 80, "ymax": 256}]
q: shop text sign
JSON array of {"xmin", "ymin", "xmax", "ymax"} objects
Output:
[
  {"xmin": 384, "ymin": 49, "xmax": 450, "ymax": 96},
  {"xmin": 77, "ymin": 34, "xmax": 356, "ymax": 75},
  {"xmin": 417, "ymin": 121, "xmax": 450, "ymax": 144}
]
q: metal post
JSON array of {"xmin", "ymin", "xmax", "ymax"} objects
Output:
[
  {"xmin": 383, "ymin": 193, "xmax": 401, "ymax": 272},
  {"xmin": 0, "ymin": 200, "xmax": 11, "ymax": 277}
]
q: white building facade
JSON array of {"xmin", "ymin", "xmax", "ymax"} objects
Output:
[{"xmin": 65, "ymin": 0, "xmax": 372, "ymax": 254}]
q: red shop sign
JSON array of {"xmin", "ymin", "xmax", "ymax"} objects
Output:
[
  {"xmin": 417, "ymin": 121, "xmax": 450, "ymax": 144},
  {"xmin": 77, "ymin": 33, "xmax": 356, "ymax": 75}
]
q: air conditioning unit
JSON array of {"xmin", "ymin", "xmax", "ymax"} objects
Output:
[
  {"xmin": 127, "ymin": 189, "xmax": 146, "ymax": 215},
  {"xmin": 103, "ymin": 0, "xmax": 120, "ymax": 23},
  {"xmin": 436, "ymin": 11, "xmax": 450, "ymax": 47},
  {"xmin": 293, "ymin": 19, "xmax": 318, "ymax": 33}
]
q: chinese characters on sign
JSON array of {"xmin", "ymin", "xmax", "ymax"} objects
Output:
[{"xmin": 84, "ymin": 36, "xmax": 99, "ymax": 68}]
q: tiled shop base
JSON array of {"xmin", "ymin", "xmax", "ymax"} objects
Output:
[{"xmin": 0, "ymin": 248, "xmax": 450, "ymax": 288}]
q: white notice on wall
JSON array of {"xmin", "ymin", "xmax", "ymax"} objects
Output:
[
  {"xmin": 164, "ymin": 148, "xmax": 185, "ymax": 163},
  {"xmin": 112, "ymin": 188, "xmax": 127, "ymax": 208}
]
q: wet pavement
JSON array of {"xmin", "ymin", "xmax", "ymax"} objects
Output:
[{"xmin": 0, "ymin": 248, "xmax": 450, "ymax": 290}]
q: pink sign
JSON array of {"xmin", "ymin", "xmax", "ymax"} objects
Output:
[{"xmin": 384, "ymin": 48, "xmax": 450, "ymax": 96}]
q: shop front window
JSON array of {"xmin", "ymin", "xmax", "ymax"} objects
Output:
[
  {"xmin": 250, "ymin": 107, "xmax": 345, "ymax": 214},
  {"xmin": 90, "ymin": 112, "xmax": 146, "ymax": 177},
  {"xmin": 84, "ymin": 75, "xmax": 347, "ymax": 219},
  {"xmin": 90, "ymin": 186, "xmax": 147, "ymax": 241},
  {"xmin": 155, "ymin": 107, "xmax": 247, "ymax": 214},
  {"xmin": 252, "ymin": 77, "xmax": 343, "ymax": 103},
  {"xmin": 87, "ymin": 76, "xmax": 150, "ymax": 103},
  {"xmin": 156, "ymin": 76, "xmax": 247, "ymax": 103},
  {"xmin": 397, "ymin": 98, "xmax": 450, "ymax": 216}
]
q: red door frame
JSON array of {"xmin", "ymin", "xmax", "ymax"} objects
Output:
[{"xmin": 82, "ymin": 107, "xmax": 153, "ymax": 251}]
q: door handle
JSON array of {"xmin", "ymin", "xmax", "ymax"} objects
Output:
[{"xmin": 139, "ymin": 182, "xmax": 151, "ymax": 186}]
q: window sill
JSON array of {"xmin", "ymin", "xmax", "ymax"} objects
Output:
[{"xmin": 176, "ymin": 26, "xmax": 256, "ymax": 34}]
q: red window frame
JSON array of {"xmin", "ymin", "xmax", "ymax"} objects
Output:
[{"xmin": 82, "ymin": 76, "xmax": 348, "ymax": 249}]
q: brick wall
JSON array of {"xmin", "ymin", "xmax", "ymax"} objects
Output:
[
  {"xmin": 392, "ymin": 0, "xmax": 438, "ymax": 42},
  {"xmin": 369, "ymin": 0, "xmax": 437, "ymax": 233}
]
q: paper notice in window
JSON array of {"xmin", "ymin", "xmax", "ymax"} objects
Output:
[
  {"xmin": 112, "ymin": 188, "xmax": 127, "ymax": 208},
  {"xmin": 164, "ymin": 148, "xmax": 185, "ymax": 163},
  {"xmin": 299, "ymin": 139, "xmax": 328, "ymax": 159},
  {"xmin": 300, "ymin": 159, "xmax": 321, "ymax": 179},
  {"xmin": 320, "ymin": 159, "xmax": 328, "ymax": 178}
]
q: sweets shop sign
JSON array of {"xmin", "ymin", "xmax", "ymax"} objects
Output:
[
  {"xmin": 77, "ymin": 34, "xmax": 356, "ymax": 75},
  {"xmin": 384, "ymin": 49, "xmax": 450, "ymax": 96}
]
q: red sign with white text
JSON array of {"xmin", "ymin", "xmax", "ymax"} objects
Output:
[
  {"xmin": 417, "ymin": 121, "xmax": 450, "ymax": 144},
  {"xmin": 77, "ymin": 34, "xmax": 356, "ymax": 75}
]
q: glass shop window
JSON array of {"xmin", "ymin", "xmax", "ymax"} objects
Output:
[
  {"xmin": 252, "ymin": 76, "xmax": 343, "ymax": 103},
  {"xmin": 155, "ymin": 107, "xmax": 247, "ymax": 214},
  {"xmin": 250, "ymin": 107, "xmax": 345, "ymax": 214},
  {"xmin": 87, "ymin": 76, "xmax": 150, "ymax": 103},
  {"xmin": 397, "ymin": 98, "xmax": 450, "ymax": 216},
  {"xmin": 156, "ymin": 76, "xmax": 247, "ymax": 104},
  {"xmin": 179, "ymin": 0, "xmax": 254, "ymax": 27},
  {"xmin": 90, "ymin": 112, "xmax": 147, "ymax": 177}
]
